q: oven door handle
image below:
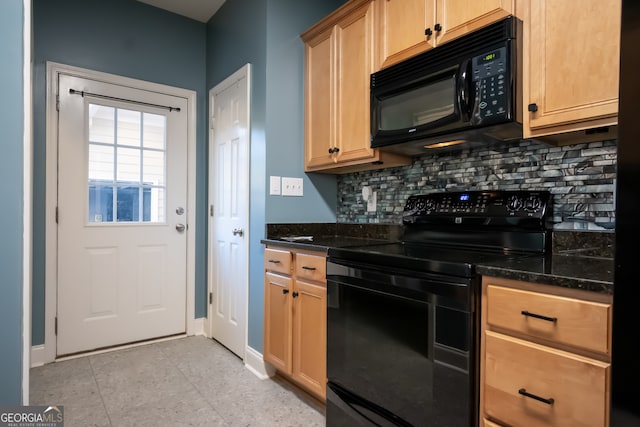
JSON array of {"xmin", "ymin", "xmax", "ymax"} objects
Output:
[{"xmin": 327, "ymin": 382, "xmax": 413, "ymax": 427}]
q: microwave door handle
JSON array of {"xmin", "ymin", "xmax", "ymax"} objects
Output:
[{"xmin": 457, "ymin": 59, "xmax": 473, "ymax": 122}]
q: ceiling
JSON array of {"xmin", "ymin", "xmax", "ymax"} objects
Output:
[{"xmin": 136, "ymin": 0, "xmax": 226, "ymax": 23}]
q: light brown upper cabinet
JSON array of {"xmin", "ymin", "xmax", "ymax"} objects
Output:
[
  {"xmin": 522, "ymin": 0, "xmax": 621, "ymax": 142},
  {"xmin": 302, "ymin": 0, "xmax": 410, "ymax": 174},
  {"xmin": 377, "ymin": 0, "xmax": 515, "ymax": 68}
]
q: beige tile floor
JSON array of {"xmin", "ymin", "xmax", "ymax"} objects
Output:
[{"xmin": 30, "ymin": 336, "xmax": 325, "ymax": 427}]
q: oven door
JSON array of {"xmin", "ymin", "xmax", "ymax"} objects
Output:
[{"xmin": 326, "ymin": 258, "xmax": 477, "ymax": 427}]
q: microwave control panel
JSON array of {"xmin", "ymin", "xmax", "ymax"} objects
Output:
[{"xmin": 472, "ymin": 46, "xmax": 509, "ymax": 123}]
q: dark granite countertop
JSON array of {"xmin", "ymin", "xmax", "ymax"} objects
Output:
[
  {"xmin": 261, "ymin": 236, "xmax": 394, "ymax": 252},
  {"xmin": 262, "ymin": 236, "xmax": 614, "ymax": 295},
  {"xmin": 475, "ymin": 254, "xmax": 614, "ymax": 294}
]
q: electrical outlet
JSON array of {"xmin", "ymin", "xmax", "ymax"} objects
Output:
[{"xmin": 282, "ymin": 177, "xmax": 303, "ymax": 196}]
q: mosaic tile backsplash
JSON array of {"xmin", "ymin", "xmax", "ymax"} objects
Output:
[{"xmin": 337, "ymin": 139, "xmax": 617, "ymax": 231}]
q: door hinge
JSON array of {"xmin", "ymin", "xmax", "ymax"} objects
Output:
[
  {"xmin": 54, "ymin": 317, "xmax": 58, "ymax": 335},
  {"xmin": 210, "ymin": 205, "xmax": 214, "ymax": 217},
  {"xmin": 55, "ymin": 207, "xmax": 59, "ymax": 224},
  {"xmin": 209, "ymin": 117, "xmax": 215, "ymax": 130},
  {"xmin": 56, "ymin": 94, "xmax": 60, "ymax": 112},
  {"xmin": 209, "ymin": 292, "xmax": 213, "ymax": 304}
]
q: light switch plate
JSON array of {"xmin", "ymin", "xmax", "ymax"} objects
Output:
[
  {"xmin": 269, "ymin": 176, "xmax": 281, "ymax": 195},
  {"xmin": 282, "ymin": 177, "xmax": 303, "ymax": 196}
]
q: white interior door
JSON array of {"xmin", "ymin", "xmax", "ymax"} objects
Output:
[
  {"xmin": 56, "ymin": 73, "xmax": 189, "ymax": 355},
  {"xmin": 209, "ymin": 64, "xmax": 250, "ymax": 359}
]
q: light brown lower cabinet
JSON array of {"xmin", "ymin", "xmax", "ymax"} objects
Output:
[
  {"xmin": 480, "ymin": 276, "xmax": 612, "ymax": 427},
  {"xmin": 264, "ymin": 246, "xmax": 327, "ymax": 400}
]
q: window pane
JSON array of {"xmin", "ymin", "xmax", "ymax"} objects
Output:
[
  {"xmin": 147, "ymin": 187, "xmax": 165, "ymax": 222},
  {"xmin": 143, "ymin": 113, "xmax": 166, "ymax": 149},
  {"xmin": 143, "ymin": 150, "xmax": 165, "ymax": 186},
  {"xmin": 117, "ymin": 109, "xmax": 141, "ymax": 147},
  {"xmin": 89, "ymin": 104, "xmax": 115, "ymax": 144},
  {"xmin": 116, "ymin": 186, "xmax": 140, "ymax": 222},
  {"xmin": 88, "ymin": 144, "xmax": 114, "ymax": 181},
  {"xmin": 88, "ymin": 185, "xmax": 113, "ymax": 222},
  {"xmin": 117, "ymin": 147, "xmax": 140, "ymax": 182}
]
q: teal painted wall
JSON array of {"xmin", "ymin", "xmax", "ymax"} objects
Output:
[
  {"xmin": 265, "ymin": 0, "xmax": 344, "ymax": 223},
  {"xmin": 0, "ymin": 0, "xmax": 24, "ymax": 404},
  {"xmin": 206, "ymin": 0, "xmax": 344, "ymax": 352},
  {"xmin": 32, "ymin": 0, "xmax": 208, "ymax": 345}
]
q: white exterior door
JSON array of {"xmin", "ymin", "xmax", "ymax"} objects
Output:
[
  {"xmin": 56, "ymin": 73, "xmax": 189, "ymax": 355},
  {"xmin": 209, "ymin": 65, "xmax": 250, "ymax": 359}
]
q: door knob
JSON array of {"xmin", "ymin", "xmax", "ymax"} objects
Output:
[
  {"xmin": 232, "ymin": 228, "xmax": 244, "ymax": 236},
  {"xmin": 176, "ymin": 223, "xmax": 186, "ymax": 232},
  {"xmin": 176, "ymin": 206, "xmax": 185, "ymax": 215}
]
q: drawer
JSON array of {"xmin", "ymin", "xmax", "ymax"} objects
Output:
[
  {"xmin": 486, "ymin": 285, "xmax": 611, "ymax": 355},
  {"xmin": 484, "ymin": 331, "xmax": 610, "ymax": 427},
  {"xmin": 295, "ymin": 253, "xmax": 326, "ymax": 284},
  {"xmin": 264, "ymin": 248, "xmax": 292, "ymax": 275}
]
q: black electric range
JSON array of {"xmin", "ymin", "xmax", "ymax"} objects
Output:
[{"xmin": 326, "ymin": 190, "xmax": 551, "ymax": 427}]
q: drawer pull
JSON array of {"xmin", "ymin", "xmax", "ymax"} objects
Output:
[
  {"xmin": 521, "ymin": 310, "xmax": 557, "ymax": 323},
  {"xmin": 518, "ymin": 388, "xmax": 555, "ymax": 405},
  {"xmin": 268, "ymin": 259, "xmax": 281, "ymax": 264},
  {"xmin": 301, "ymin": 266, "xmax": 316, "ymax": 271}
]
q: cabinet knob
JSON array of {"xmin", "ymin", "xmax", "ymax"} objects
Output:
[
  {"xmin": 334, "ymin": 147, "xmax": 340, "ymax": 153},
  {"xmin": 425, "ymin": 27, "xmax": 433, "ymax": 36},
  {"xmin": 328, "ymin": 147, "xmax": 333, "ymax": 154},
  {"xmin": 282, "ymin": 289, "xmax": 289, "ymax": 295},
  {"xmin": 292, "ymin": 291, "xmax": 299, "ymax": 298},
  {"xmin": 434, "ymin": 23, "xmax": 442, "ymax": 32},
  {"xmin": 528, "ymin": 103, "xmax": 538, "ymax": 112}
]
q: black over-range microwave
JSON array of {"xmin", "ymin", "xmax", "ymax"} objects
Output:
[{"xmin": 370, "ymin": 16, "xmax": 522, "ymax": 155}]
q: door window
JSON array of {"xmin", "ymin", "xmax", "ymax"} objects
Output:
[{"xmin": 87, "ymin": 104, "xmax": 167, "ymax": 223}]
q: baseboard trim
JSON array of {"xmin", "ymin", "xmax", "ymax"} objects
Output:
[
  {"xmin": 193, "ymin": 317, "xmax": 205, "ymax": 336},
  {"xmin": 30, "ymin": 345, "xmax": 46, "ymax": 368},
  {"xmin": 244, "ymin": 346, "xmax": 275, "ymax": 380}
]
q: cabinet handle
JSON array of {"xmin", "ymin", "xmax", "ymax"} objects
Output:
[
  {"xmin": 434, "ymin": 23, "xmax": 442, "ymax": 32},
  {"xmin": 292, "ymin": 291, "xmax": 299, "ymax": 298},
  {"xmin": 521, "ymin": 310, "xmax": 557, "ymax": 323},
  {"xmin": 528, "ymin": 103, "xmax": 538, "ymax": 112},
  {"xmin": 518, "ymin": 388, "xmax": 555, "ymax": 405},
  {"xmin": 425, "ymin": 27, "xmax": 433, "ymax": 36},
  {"xmin": 328, "ymin": 147, "xmax": 334, "ymax": 154},
  {"xmin": 268, "ymin": 259, "xmax": 281, "ymax": 264},
  {"xmin": 282, "ymin": 289, "xmax": 289, "ymax": 295},
  {"xmin": 301, "ymin": 266, "xmax": 316, "ymax": 271},
  {"xmin": 334, "ymin": 147, "xmax": 340, "ymax": 153}
]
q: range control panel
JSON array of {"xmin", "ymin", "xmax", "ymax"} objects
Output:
[{"xmin": 403, "ymin": 190, "xmax": 551, "ymax": 224}]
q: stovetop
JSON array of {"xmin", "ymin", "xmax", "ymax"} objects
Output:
[
  {"xmin": 328, "ymin": 190, "xmax": 552, "ymax": 278},
  {"xmin": 328, "ymin": 242, "xmax": 545, "ymax": 278}
]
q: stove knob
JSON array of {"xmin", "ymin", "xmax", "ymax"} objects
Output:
[
  {"xmin": 416, "ymin": 199, "xmax": 427, "ymax": 211},
  {"xmin": 424, "ymin": 199, "xmax": 435, "ymax": 211},
  {"xmin": 506, "ymin": 195, "xmax": 522, "ymax": 212},
  {"xmin": 524, "ymin": 196, "xmax": 542, "ymax": 212},
  {"xmin": 405, "ymin": 199, "xmax": 415, "ymax": 210}
]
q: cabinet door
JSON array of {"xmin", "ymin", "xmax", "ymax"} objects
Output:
[
  {"xmin": 525, "ymin": 0, "xmax": 620, "ymax": 137},
  {"xmin": 264, "ymin": 272, "xmax": 293, "ymax": 374},
  {"xmin": 304, "ymin": 28, "xmax": 335, "ymax": 169},
  {"xmin": 378, "ymin": 0, "xmax": 436, "ymax": 68},
  {"xmin": 436, "ymin": 0, "xmax": 513, "ymax": 45},
  {"xmin": 292, "ymin": 279, "xmax": 327, "ymax": 399},
  {"xmin": 334, "ymin": 1, "xmax": 377, "ymax": 165}
]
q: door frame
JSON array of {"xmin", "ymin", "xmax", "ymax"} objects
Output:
[
  {"xmin": 206, "ymin": 63, "xmax": 251, "ymax": 358},
  {"xmin": 41, "ymin": 62, "xmax": 197, "ymax": 364}
]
